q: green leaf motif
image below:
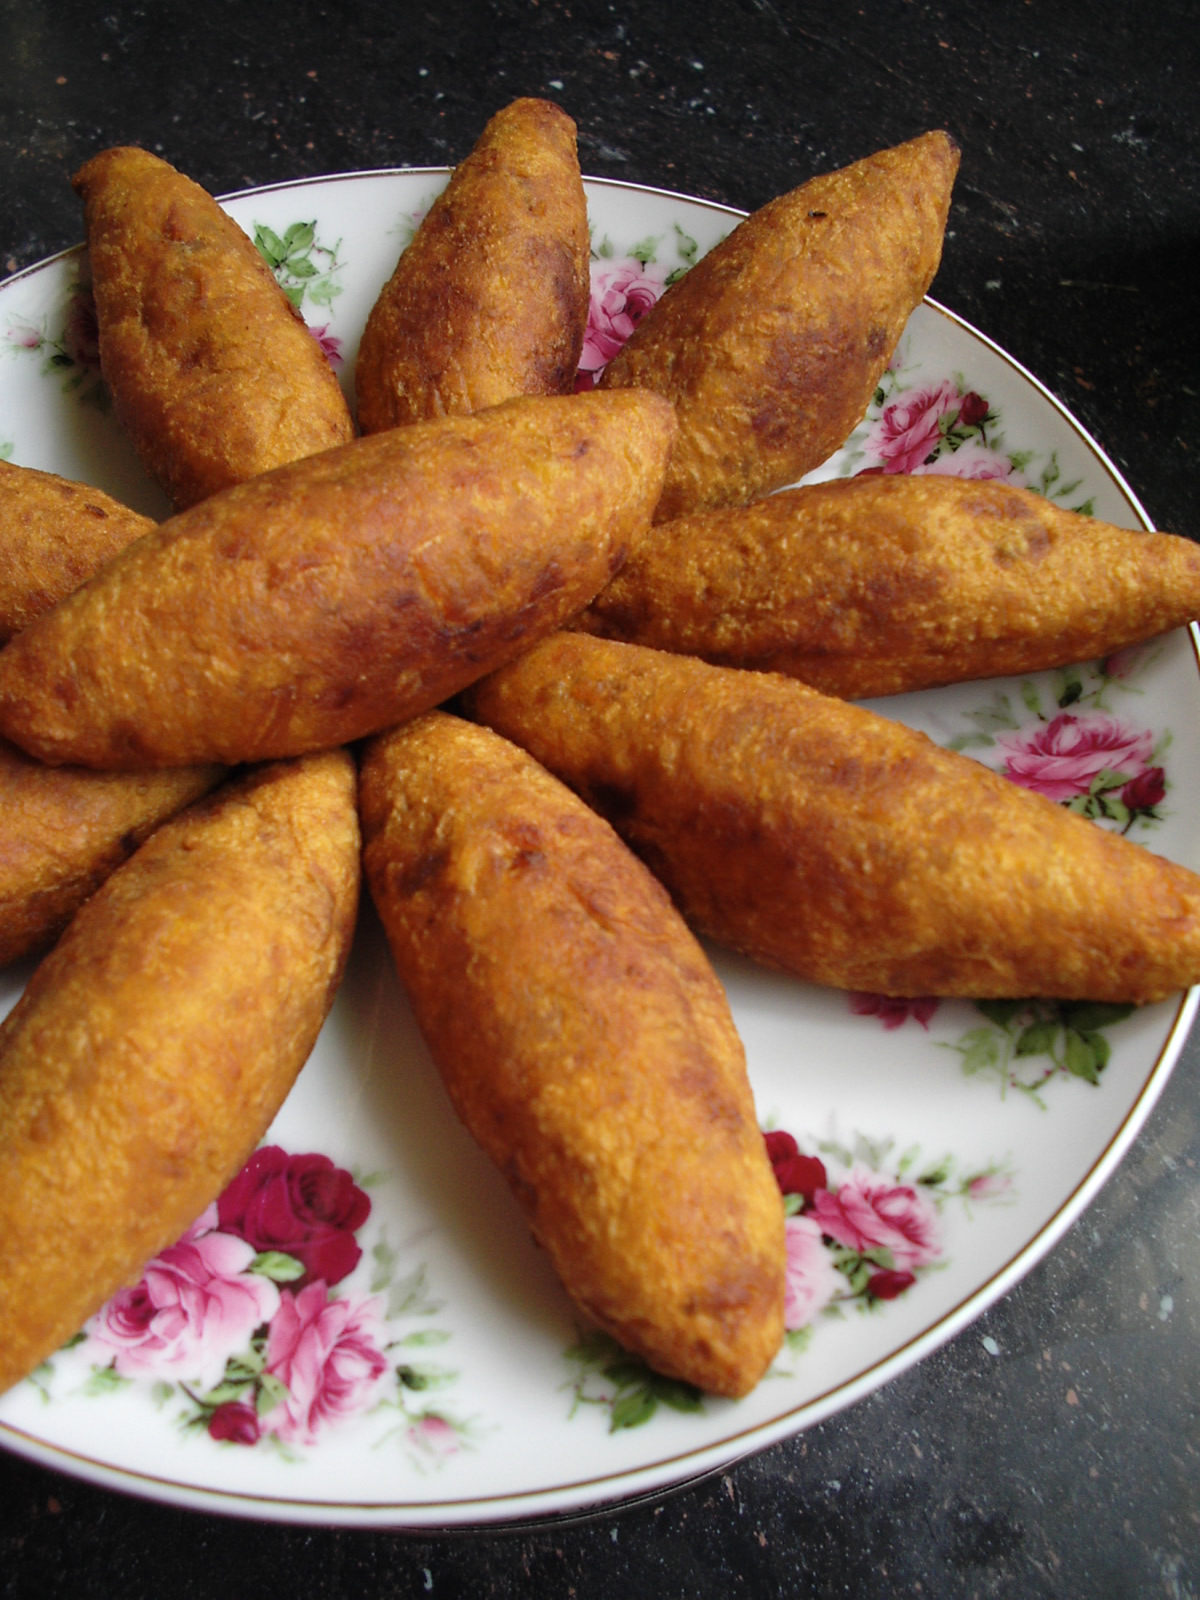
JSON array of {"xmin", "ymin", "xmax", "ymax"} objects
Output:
[
  {"xmin": 1015, "ymin": 1019, "xmax": 1059, "ymax": 1057},
  {"xmin": 610, "ymin": 1389, "xmax": 657, "ymax": 1430},
  {"xmin": 253, "ymin": 224, "xmax": 286, "ymax": 265},
  {"xmin": 250, "ymin": 1250, "xmax": 306, "ymax": 1283},
  {"xmin": 256, "ymin": 1372, "xmax": 290, "ymax": 1414},
  {"xmin": 1063, "ymin": 1030, "xmax": 1102, "ymax": 1084}
]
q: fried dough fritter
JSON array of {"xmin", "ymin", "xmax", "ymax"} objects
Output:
[
  {"xmin": 355, "ymin": 98, "xmax": 590, "ymax": 433},
  {"xmin": 600, "ymin": 131, "xmax": 960, "ymax": 521},
  {"xmin": 71, "ymin": 146, "xmax": 355, "ymax": 510},
  {"xmin": 0, "ymin": 749, "xmax": 360, "ymax": 1398},
  {"xmin": 359, "ymin": 712, "xmax": 785, "ymax": 1398},
  {"xmin": 466, "ymin": 634, "xmax": 1200, "ymax": 1003},
  {"xmin": 0, "ymin": 391, "xmax": 675, "ymax": 770},
  {"xmin": 0, "ymin": 738, "xmax": 222, "ymax": 967},
  {"xmin": 0, "ymin": 461, "xmax": 156, "ymax": 643},
  {"xmin": 574, "ymin": 475, "xmax": 1200, "ymax": 697}
]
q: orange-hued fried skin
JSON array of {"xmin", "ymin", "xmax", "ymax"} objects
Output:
[
  {"xmin": 359, "ymin": 712, "xmax": 785, "ymax": 1397},
  {"xmin": 600, "ymin": 131, "xmax": 959, "ymax": 521},
  {"xmin": 575, "ymin": 475, "xmax": 1200, "ymax": 697},
  {"xmin": 0, "ymin": 749, "xmax": 360, "ymax": 1399},
  {"xmin": 0, "ymin": 738, "xmax": 222, "ymax": 967},
  {"xmin": 466, "ymin": 634, "xmax": 1200, "ymax": 1003},
  {"xmin": 0, "ymin": 391, "xmax": 675, "ymax": 769},
  {"xmin": 0, "ymin": 461, "xmax": 156, "ymax": 643},
  {"xmin": 355, "ymin": 98, "xmax": 589, "ymax": 433},
  {"xmin": 72, "ymin": 146, "xmax": 354, "ymax": 510}
]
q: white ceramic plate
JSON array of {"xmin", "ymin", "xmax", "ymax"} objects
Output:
[{"xmin": 1, "ymin": 169, "xmax": 1196, "ymax": 1528}]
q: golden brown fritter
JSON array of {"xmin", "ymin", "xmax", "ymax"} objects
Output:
[
  {"xmin": 0, "ymin": 461, "xmax": 156, "ymax": 643},
  {"xmin": 0, "ymin": 738, "xmax": 222, "ymax": 967},
  {"xmin": 575, "ymin": 475, "xmax": 1200, "ymax": 697},
  {"xmin": 359, "ymin": 712, "xmax": 784, "ymax": 1398},
  {"xmin": 466, "ymin": 634, "xmax": 1200, "ymax": 1003},
  {"xmin": 72, "ymin": 146, "xmax": 355, "ymax": 510},
  {"xmin": 355, "ymin": 98, "xmax": 590, "ymax": 433},
  {"xmin": 0, "ymin": 749, "xmax": 360, "ymax": 1399},
  {"xmin": 0, "ymin": 391, "xmax": 675, "ymax": 769},
  {"xmin": 600, "ymin": 131, "xmax": 960, "ymax": 521}
]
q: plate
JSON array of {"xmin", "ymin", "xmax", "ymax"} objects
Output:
[{"xmin": 1, "ymin": 168, "xmax": 1197, "ymax": 1528}]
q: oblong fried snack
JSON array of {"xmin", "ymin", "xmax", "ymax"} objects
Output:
[
  {"xmin": 0, "ymin": 391, "xmax": 675, "ymax": 769},
  {"xmin": 355, "ymin": 98, "xmax": 589, "ymax": 433},
  {"xmin": 0, "ymin": 749, "xmax": 360, "ymax": 1398},
  {"xmin": 360, "ymin": 712, "xmax": 785, "ymax": 1397},
  {"xmin": 575, "ymin": 475, "xmax": 1200, "ymax": 697},
  {"xmin": 72, "ymin": 146, "xmax": 355, "ymax": 510},
  {"xmin": 600, "ymin": 131, "xmax": 959, "ymax": 521},
  {"xmin": 0, "ymin": 461, "xmax": 155, "ymax": 643},
  {"xmin": 0, "ymin": 738, "xmax": 222, "ymax": 967},
  {"xmin": 466, "ymin": 634, "xmax": 1200, "ymax": 1003}
]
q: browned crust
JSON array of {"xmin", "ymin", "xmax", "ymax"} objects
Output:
[
  {"xmin": 0, "ymin": 461, "xmax": 156, "ymax": 643},
  {"xmin": 0, "ymin": 391, "xmax": 676, "ymax": 769},
  {"xmin": 466, "ymin": 634, "xmax": 1200, "ymax": 1003},
  {"xmin": 0, "ymin": 739, "xmax": 223, "ymax": 967},
  {"xmin": 71, "ymin": 146, "xmax": 355, "ymax": 509},
  {"xmin": 0, "ymin": 749, "xmax": 361, "ymax": 1397},
  {"xmin": 575, "ymin": 475, "xmax": 1200, "ymax": 696},
  {"xmin": 359, "ymin": 712, "xmax": 784, "ymax": 1397},
  {"xmin": 600, "ymin": 131, "xmax": 960, "ymax": 521},
  {"xmin": 355, "ymin": 98, "xmax": 590, "ymax": 432}
]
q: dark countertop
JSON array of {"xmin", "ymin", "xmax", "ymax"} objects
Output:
[{"xmin": 1, "ymin": 2, "xmax": 1198, "ymax": 1594}]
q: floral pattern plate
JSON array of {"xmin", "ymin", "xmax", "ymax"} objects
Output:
[{"xmin": 1, "ymin": 170, "xmax": 1197, "ymax": 1528}]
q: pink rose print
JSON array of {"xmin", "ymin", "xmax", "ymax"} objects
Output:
[
  {"xmin": 811, "ymin": 1165, "xmax": 942, "ymax": 1271},
  {"xmin": 916, "ymin": 440, "xmax": 1023, "ymax": 483},
  {"xmin": 783, "ymin": 1214, "xmax": 841, "ymax": 1330},
  {"xmin": 997, "ymin": 712, "xmax": 1154, "ymax": 803},
  {"xmin": 309, "ymin": 323, "xmax": 343, "ymax": 367},
  {"xmin": 408, "ymin": 1413, "xmax": 460, "ymax": 1461},
  {"xmin": 967, "ymin": 1171, "xmax": 1012, "ymax": 1202},
  {"xmin": 263, "ymin": 1281, "xmax": 390, "ymax": 1445},
  {"xmin": 1101, "ymin": 644, "xmax": 1149, "ymax": 681},
  {"xmin": 848, "ymin": 993, "xmax": 941, "ymax": 1031},
  {"xmin": 4, "ymin": 321, "xmax": 42, "ymax": 350},
  {"xmin": 87, "ymin": 1207, "xmax": 280, "ymax": 1390},
  {"xmin": 862, "ymin": 378, "xmax": 960, "ymax": 473},
  {"xmin": 574, "ymin": 257, "xmax": 668, "ymax": 389},
  {"xmin": 217, "ymin": 1145, "xmax": 370, "ymax": 1289}
]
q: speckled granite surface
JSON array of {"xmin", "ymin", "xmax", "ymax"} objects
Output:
[{"xmin": 1, "ymin": 2, "xmax": 1197, "ymax": 1594}]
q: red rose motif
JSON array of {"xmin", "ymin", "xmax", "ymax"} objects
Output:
[
  {"xmin": 848, "ymin": 993, "xmax": 940, "ymax": 1031},
  {"xmin": 217, "ymin": 1147, "xmax": 371, "ymax": 1289},
  {"xmin": 867, "ymin": 1268, "xmax": 917, "ymax": 1301},
  {"xmin": 997, "ymin": 712, "xmax": 1154, "ymax": 803},
  {"xmin": 1121, "ymin": 765, "xmax": 1166, "ymax": 812},
  {"xmin": 208, "ymin": 1400, "xmax": 261, "ymax": 1445},
  {"xmin": 957, "ymin": 390, "xmax": 989, "ymax": 427},
  {"xmin": 763, "ymin": 1130, "xmax": 827, "ymax": 1202}
]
